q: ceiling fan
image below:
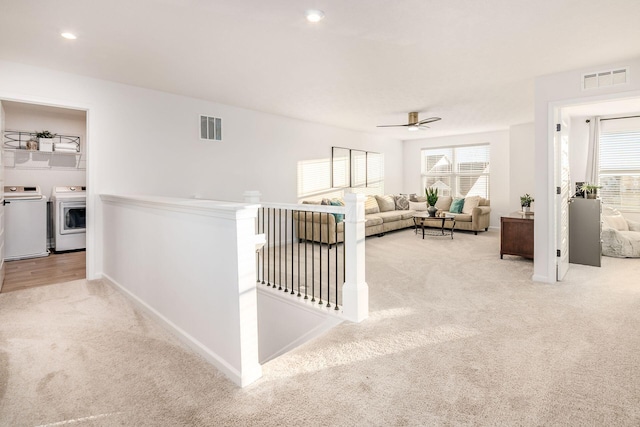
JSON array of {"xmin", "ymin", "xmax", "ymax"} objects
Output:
[{"xmin": 377, "ymin": 112, "xmax": 441, "ymax": 131}]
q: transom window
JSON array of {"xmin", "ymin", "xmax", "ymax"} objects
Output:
[{"xmin": 421, "ymin": 144, "xmax": 490, "ymax": 198}]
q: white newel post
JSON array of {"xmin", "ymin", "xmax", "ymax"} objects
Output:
[
  {"xmin": 244, "ymin": 191, "xmax": 266, "ymax": 252},
  {"xmin": 342, "ymin": 193, "xmax": 369, "ymax": 322}
]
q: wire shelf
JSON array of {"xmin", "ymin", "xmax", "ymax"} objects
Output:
[{"xmin": 3, "ymin": 130, "xmax": 81, "ymax": 152}]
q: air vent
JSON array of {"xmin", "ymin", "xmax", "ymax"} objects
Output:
[
  {"xmin": 200, "ymin": 115, "xmax": 222, "ymax": 141},
  {"xmin": 582, "ymin": 67, "xmax": 628, "ymax": 90}
]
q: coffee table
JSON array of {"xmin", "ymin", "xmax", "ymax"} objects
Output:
[{"xmin": 413, "ymin": 213, "xmax": 455, "ymax": 239}]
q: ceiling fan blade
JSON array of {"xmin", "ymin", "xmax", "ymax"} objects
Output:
[
  {"xmin": 417, "ymin": 117, "xmax": 441, "ymax": 125},
  {"xmin": 376, "ymin": 124, "xmax": 410, "ymax": 128}
]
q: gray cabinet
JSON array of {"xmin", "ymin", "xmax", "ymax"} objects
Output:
[{"xmin": 569, "ymin": 198, "xmax": 601, "ymax": 267}]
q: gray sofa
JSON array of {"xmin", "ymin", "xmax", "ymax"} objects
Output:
[{"xmin": 294, "ymin": 194, "xmax": 491, "ymax": 244}]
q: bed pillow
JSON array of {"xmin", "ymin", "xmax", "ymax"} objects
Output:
[{"xmin": 449, "ymin": 198, "xmax": 465, "ymax": 214}]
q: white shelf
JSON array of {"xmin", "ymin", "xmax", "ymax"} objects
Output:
[{"xmin": 3, "ymin": 148, "xmax": 85, "ymax": 170}]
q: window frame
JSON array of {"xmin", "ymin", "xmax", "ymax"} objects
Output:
[
  {"xmin": 598, "ymin": 123, "xmax": 640, "ymax": 212},
  {"xmin": 420, "ymin": 143, "xmax": 490, "ymax": 199}
]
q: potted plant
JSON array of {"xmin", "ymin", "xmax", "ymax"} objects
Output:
[
  {"xmin": 580, "ymin": 183, "xmax": 601, "ymax": 199},
  {"xmin": 426, "ymin": 187, "xmax": 439, "ymax": 217},
  {"xmin": 36, "ymin": 130, "xmax": 56, "ymax": 152},
  {"xmin": 520, "ymin": 193, "xmax": 534, "ymax": 213}
]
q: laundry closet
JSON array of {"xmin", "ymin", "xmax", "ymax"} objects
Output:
[{"xmin": 0, "ymin": 100, "xmax": 87, "ymax": 292}]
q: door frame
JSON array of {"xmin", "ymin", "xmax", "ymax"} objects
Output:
[
  {"xmin": 0, "ymin": 92, "xmax": 93, "ymax": 280},
  {"xmin": 544, "ymin": 90, "xmax": 640, "ymax": 282}
]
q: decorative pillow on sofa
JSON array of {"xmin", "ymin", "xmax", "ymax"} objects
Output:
[
  {"xmin": 394, "ymin": 195, "xmax": 410, "ymax": 210},
  {"xmin": 375, "ymin": 195, "xmax": 396, "ymax": 212},
  {"xmin": 409, "ymin": 201, "xmax": 428, "ymax": 211},
  {"xmin": 435, "ymin": 196, "xmax": 453, "ymax": 211},
  {"xmin": 330, "ymin": 199, "xmax": 344, "ymax": 223},
  {"xmin": 603, "ymin": 212, "xmax": 629, "ymax": 231},
  {"xmin": 462, "ymin": 195, "xmax": 481, "ymax": 214},
  {"xmin": 450, "ymin": 198, "xmax": 465, "ymax": 214},
  {"xmin": 364, "ymin": 196, "xmax": 380, "ymax": 214}
]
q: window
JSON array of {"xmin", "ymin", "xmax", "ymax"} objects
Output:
[
  {"xmin": 421, "ymin": 144, "xmax": 490, "ymax": 198},
  {"xmin": 599, "ymin": 117, "xmax": 640, "ymax": 211}
]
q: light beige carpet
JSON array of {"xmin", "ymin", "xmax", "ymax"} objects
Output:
[{"xmin": 1, "ymin": 228, "xmax": 640, "ymax": 426}]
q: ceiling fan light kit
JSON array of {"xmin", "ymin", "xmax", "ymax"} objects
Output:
[
  {"xmin": 377, "ymin": 112, "xmax": 441, "ymax": 131},
  {"xmin": 305, "ymin": 9, "xmax": 325, "ymax": 23}
]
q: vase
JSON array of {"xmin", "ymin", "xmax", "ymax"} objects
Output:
[
  {"xmin": 427, "ymin": 206, "xmax": 438, "ymax": 217},
  {"xmin": 522, "ymin": 206, "xmax": 530, "ymax": 213}
]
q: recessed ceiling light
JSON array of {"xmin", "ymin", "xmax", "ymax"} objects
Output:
[
  {"xmin": 305, "ymin": 9, "xmax": 325, "ymax": 23},
  {"xmin": 61, "ymin": 32, "xmax": 77, "ymax": 40}
]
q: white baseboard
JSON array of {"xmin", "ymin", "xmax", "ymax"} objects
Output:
[{"xmin": 101, "ymin": 274, "xmax": 261, "ymax": 387}]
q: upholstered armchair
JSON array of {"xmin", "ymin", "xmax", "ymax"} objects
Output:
[{"xmin": 601, "ymin": 207, "xmax": 640, "ymax": 258}]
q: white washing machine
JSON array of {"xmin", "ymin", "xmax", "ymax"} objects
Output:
[
  {"xmin": 4, "ymin": 186, "xmax": 49, "ymax": 260},
  {"xmin": 51, "ymin": 186, "xmax": 86, "ymax": 252}
]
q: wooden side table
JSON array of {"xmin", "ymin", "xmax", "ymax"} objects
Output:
[{"xmin": 500, "ymin": 212, "xmax": 533, "ymax": 259}]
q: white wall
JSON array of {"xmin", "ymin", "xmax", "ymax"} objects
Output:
[
  {"xmin": 0, "ymin": 60, "xmax": 403, "ymax": 280},
  {"xmin": 509, "ymin": 122, "xmax": 535, "ymax": 213},
  {"xmin": 3, "ymin": 102, "xmax": 86, "ymax": 198},
  {"xmin": 101, "ymin": 194, "xmax": 262, "ymax": 387},
  {"xmin": 534, "ymin": 56, "xmax": 640, "ymax": 283},
  {"xmin": 402, "ymin": 129, "xmax": 510, "ymax": 228}
]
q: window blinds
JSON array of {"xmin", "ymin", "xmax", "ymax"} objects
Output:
[
  {"xmin": 599, "ymin": 120, "xmax": 640, "ymax": 211},
  {"xmin": 421, "ymin": 144, "xmax": 490, "ymax": 198}
]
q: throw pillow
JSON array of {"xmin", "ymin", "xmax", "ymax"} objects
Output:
[
  {"xmin": 321, "ymin": 198, "xmax": 331, "ymax": 205},
  {"xmin": 330, "ymin": 200, "xmax": 344, "ymax": 223},
  {"xmin": 603, "ymin": 213, "xmax": 629, "ymax": 231},
  {"xmin": 394, "ymin": 194, "xmax": 410, "ymax": 210},
  {"xmin": 364, "ymin": 196, "xmax": 380, "ymax": 214},
  {"xmin": 375, "ymin": 195, "xmax": 396, "ymax": 212},
  {"xmin": 462, "ymin": 195, "xmax": 480, "ymax": 214},
  {"xmin": 450, "ymin": 198, "xmax": 464, "ymax": 214},
  {"xmin": 435, "ymin": 195, "xmax": 453, "ymax": 211},
  {"xmin": 409, "ymin": 201, "xmax": 428, "ymax": 211}
]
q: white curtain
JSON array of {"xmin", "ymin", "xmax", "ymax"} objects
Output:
[{"xmin": 585, "ymin": 116, "xmax": 601, "ymax": 184}]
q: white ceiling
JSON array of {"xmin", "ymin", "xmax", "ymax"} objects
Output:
[{"xmin": 1, "ymin": 0, "xmax": 639, "ymax": 140}]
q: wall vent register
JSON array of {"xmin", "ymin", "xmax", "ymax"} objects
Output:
[
  {"xmin": 582, "ymin": 68, "xmax": 628, "ymax": 90},
  {"xmin": 200, "ymin": 115, "xmax": 222, "ymax": 141}
]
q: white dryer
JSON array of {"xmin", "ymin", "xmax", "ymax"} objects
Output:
[{"xmin": 51, "ymin": 186, "xmax": 86, "ymax": 252}]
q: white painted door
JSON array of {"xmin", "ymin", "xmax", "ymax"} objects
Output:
[
  {"xmin": 0, "ymin": 101, "xmax": 5, "ymax": 290},
  {"xmin": 555, "ymin": 109, "xmax": 570, "ymax": 281}
]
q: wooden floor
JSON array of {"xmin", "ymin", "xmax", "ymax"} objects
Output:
[{"xmin": 1, "ymin": 250, "xmax": 86, "ymax": 293}]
